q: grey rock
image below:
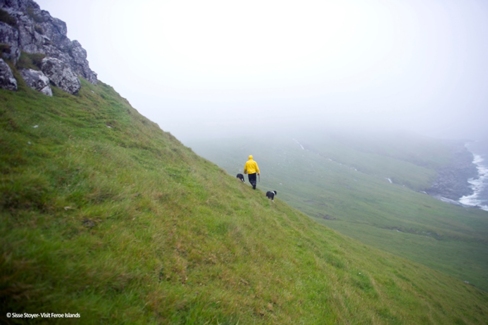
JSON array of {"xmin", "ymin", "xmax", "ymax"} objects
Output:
[
  {"xmin": 41, "ymin": 57, "xmax": 80, "ymax": 94},
  {"xmin": 70, "ymin": 40, "xmax": 97, "ymax": 83},
  {"xmin": 0, "ymin": 0, "xmax": 40, "ymax": 12},
  {"xmin": 0, "ymin": 0, "xmax": 97, "ymax": 94},
  {"xmin": 0, "ymin": 21, "xmax": 21, "ymax": 62},
  {"xmin": 426, "ymin": 142, "xmax": 478, "ymax": 200},
  {"xmin": 0, "ymin": 57, "xmax": 17, "ymax": 90},
  {"xmin": 20, "ymin": 67, "xmax": 52, "ymax": 95}
]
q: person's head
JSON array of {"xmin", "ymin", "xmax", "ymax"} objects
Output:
[{"xmin": 248, "ymin": 155, "xmax": 253, "ymax": 160}]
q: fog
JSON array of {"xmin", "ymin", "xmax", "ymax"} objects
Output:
[{"xmin": 37, "ymin": 0, "xmax": 488, "ymax": 143}]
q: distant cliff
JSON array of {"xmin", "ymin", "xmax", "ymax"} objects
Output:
[
  {"xmin": 427, "ymin": 142, "xmax": 478, "ymax": 200},
  {"xmin": 0, "ymin": 0, "xmax": 96, "ymax": 95}
]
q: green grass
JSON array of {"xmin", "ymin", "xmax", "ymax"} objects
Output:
[
  {"xmin": 16, "ymin": 52, "xmax": 46, "ymax": 70},
  {"xmin": 1, "ymin": 75, "xmax": 488, "ymax": 324},
  {"xmin": 188, "ymin": 133, "xmax": 488, "ymax": 293}
]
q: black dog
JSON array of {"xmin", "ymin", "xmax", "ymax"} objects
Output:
[
  {"xmin": 236, "ymin": 173, "xmax": 245, "ymax": 182},
  {"xmin": 266, "ymin": 190, "xmax": 277, "ymax": 201}
]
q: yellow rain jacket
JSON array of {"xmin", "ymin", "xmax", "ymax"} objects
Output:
[{"xmin": 244, "ymin": 155, "xmax": 260, "ymax": 174}]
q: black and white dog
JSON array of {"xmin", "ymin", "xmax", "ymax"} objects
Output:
[
  {"xmin": 266, "ymin": 190, "xmax": 277, "ymax": 201},
  {"xmin": 236, "ymin": 173, "xmax": 245, "ymax": 182}
]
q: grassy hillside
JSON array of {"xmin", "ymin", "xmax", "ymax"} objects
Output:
[
  {"xmin": 188, "ymin": 133, "xmax": 488, "ymax": 293},
  {"xmin": 1, "ymin": 77, "xmax": 488, "ymax": 324}
]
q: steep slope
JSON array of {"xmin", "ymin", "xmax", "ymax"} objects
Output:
[
  {"xmin": 188, "ymin": 133, "xmax": 488, "ymax": 293},
  {"xmin": 1, "ymin": 74, "xmax": 488, "ymax": 324}
]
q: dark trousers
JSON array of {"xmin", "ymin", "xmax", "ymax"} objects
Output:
[{"xmin": 248, "ymin": 173, "xmax": 257, "ymax": 189}]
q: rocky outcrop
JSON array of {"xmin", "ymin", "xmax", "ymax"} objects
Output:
[
  {"xmin": 0, "ymin": 17, "xmax": 20, "ymax": 62},
  {"xmin": 0, "ymin": 0, "xmax": 97, "ymax": 94},
  {"xmin": 427, "ymin": 142, "xmax": 478, "ymax": 200},
  {"xmin": 0, "ymin": 57, "xmax": 17, "ymax": 90},
  {"xmin": 69, "ymin": 40, "xmax": 96, "ymax": 84},
  {"xmin": 20, "ymin": 67, "xmax": 51, "ymax": 95},
  {"xmin": 41, "ymin": 57, "xmax": 79, "ymax": 94}
]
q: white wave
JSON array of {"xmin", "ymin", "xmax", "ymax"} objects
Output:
[
  {"xmin": 436, "ymin": 195, "xmax": 464, "ymax": 206},
  {"xmin": 459, "ymin": 154, "xmax": 488, "ymax": 211}
]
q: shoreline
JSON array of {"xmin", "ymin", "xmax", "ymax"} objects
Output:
[
  {"xmin": 426, "ymin": 141, "xmax": 478, "ymax": 201},
  {"xmin": 459, "ymin": 145, "xmax": 488, "ymax": 211}
]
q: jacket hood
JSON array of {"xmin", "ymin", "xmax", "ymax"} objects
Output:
[{"xmin": 248, "ymin": 155, "xmax": 253, "ymax": 159}]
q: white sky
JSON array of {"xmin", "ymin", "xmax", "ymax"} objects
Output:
[{"xmin": 36, "ymin": 0, "xmax": 488, "ymax": 142}]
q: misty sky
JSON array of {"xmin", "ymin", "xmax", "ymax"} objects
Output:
[{"xmin": 36, "ymin": 0, "xmax": 488, "ymax": 142}]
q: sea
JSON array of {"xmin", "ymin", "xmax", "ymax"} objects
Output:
[{"xmin": 459, "ymin": 140, "xmax": 488, "ymax": 212}]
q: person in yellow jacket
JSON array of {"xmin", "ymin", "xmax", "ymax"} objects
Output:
[{"xmin": 243, "ymin": 155, "xmax": 260, "ymax": 189}]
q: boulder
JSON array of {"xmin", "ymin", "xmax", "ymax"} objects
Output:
[
  {"xmin": 0, "ymin": 58, "xmax": 17, "ymax": 90},
  {"xmin": 41, "ymin": 57, "xmax": 80, "ymax": 94},
  {"xmin": 20, "ymin": 68, "xmax": 52, "ymax": 96}
]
